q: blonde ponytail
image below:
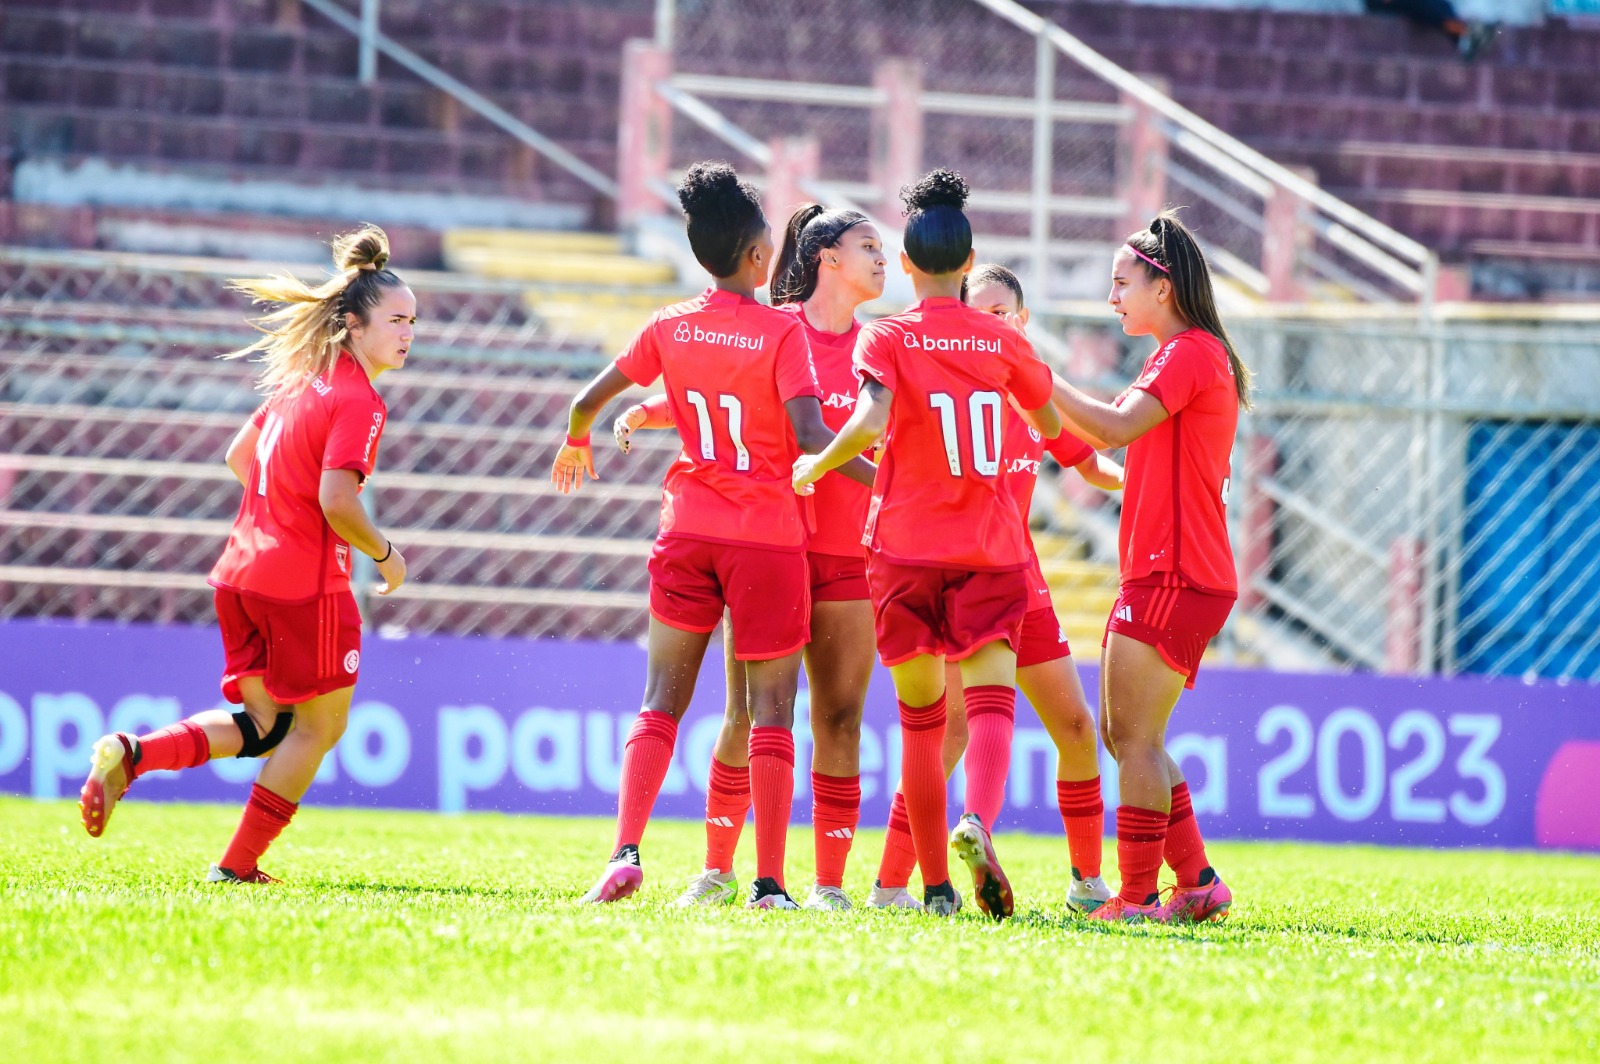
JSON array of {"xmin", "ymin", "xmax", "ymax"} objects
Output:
[{"xmin": 223, "ymin": 225, "xmax": 400, "ymax": 395}]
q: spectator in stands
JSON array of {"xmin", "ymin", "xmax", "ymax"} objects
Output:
[{"xmin": 1364, "ymin": 0, "xmax": 1498, "ymax": 60}]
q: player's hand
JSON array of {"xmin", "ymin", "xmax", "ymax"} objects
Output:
[
  {"xmin": 375, "ymin": 544, "xmax": 407, "ymax": 596},
  {"xmin": 551, "ymin": 441, "xmax": 597, "ymax": 494},
  {"xmin": 613, "ymin": 403, "xmax": 648, "ymax": 455},
  {"xmin": 792, "ymin": 454, "xmax": 823, "ymax": 495}
]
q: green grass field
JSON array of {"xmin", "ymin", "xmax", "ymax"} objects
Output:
[{"xmin": 2, "ymin": 796, "xmax": 1597, "ymax": 1063}]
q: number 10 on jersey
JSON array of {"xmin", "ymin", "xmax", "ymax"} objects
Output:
[{"xmin": 930, "ymin": 391, "xmax": 1003, "ymax": 477}]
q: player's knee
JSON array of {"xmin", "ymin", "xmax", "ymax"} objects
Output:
[
  {"xmin": 233, "ymin": 710, "xmax": 293, "ymax": 759},
  {"xmin": 1104, "ymin": 716, "xmax": 1162, "ymax": 761},
  {"xmin": 810, "ymin": 701, "xmax": 863, "ymax": 751}
]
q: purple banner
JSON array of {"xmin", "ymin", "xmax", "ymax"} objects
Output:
[{"xmin": 2, "ymin": 620, "xmax": 1597, "ymax": 850}]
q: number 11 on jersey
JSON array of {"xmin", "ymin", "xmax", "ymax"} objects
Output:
[
  {"xmin": 254, "ymin": 411, "xmax": 286, "ymax": 495},
  {"xmin": 685, "ymin": 390, "xmax": 750, "ymax": 471}
]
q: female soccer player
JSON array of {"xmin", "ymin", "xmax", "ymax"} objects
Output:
[
  {"xmin": 871, "ymin": 265, "xmax": 1124, "ymax": 915},
  {"xmin": 614, "ymin": 203, "xmax": 888, "ymax": 911},
  {"xmin": 555, "ymin": 162, "xmax": 874, "ymax": 910},
  {"xmin": 793, "ymin": 171, "xmax": 1061, "ymax": 919},
  {"xmin": 78, "ymin": 227, "xmax": 412, "ymax": 883},
  {"xmin": 1050, "ymin": 212, "xmax": 1248, "ymax": 923}
]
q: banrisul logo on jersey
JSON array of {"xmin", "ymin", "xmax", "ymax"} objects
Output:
[
  {"xmin": 902, "ymin": 332, "xmax": 1001, "ymax": 353},
  {"xmin": 672, "ymin": 321, "xmax": 766, "ymax": 351}
]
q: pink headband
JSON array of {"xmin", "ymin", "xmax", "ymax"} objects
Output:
[{"xmin": 1125, "ymin": 244, "xmax": 1168, "ymax": 273}]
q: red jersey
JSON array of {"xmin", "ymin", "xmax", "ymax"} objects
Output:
[
  {"xmin": 1000, "ymin": 409, "xmax": 1095, "ymax": 610},
  {"xmin": 615, "ymin": 287, "xmax": 820, "ymax": 550},
  {"xmin": 854, "ymin": 296, "xmax": 1055, "ymax": 571},
  {"xmin": 210, "ymin": 351, "xmax": 387, "ymax": 604},
  {"xmin": 1117, "ymin": 328, "xmax": 1239, "ymax": 595},
  {"xmin": 778, "ymin": 301, "xmax": 869, "ymax": 558}
]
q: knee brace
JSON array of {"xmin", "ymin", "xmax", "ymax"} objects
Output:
[{"xmin": 234, "ymin": 710, "xmax": 294, "ymax": 758}]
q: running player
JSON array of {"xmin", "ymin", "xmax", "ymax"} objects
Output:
[
  {"xmin": 555, "ymin": 162, "xmax": 874, "ymax": 910},
  {"xmin": 614, "ymin": 203, "xmax": 887, "ymax": 911},
  {"xmin": 871, "ymin": 265, "xmax": 1125, "ymax": 914},
  {"xmin": 78, "ymin": 227, "xmax": 412, "ymax": 883},
  {"xmin": 793, "ymin": 171, "xmax": 1061, "ymax": 919},
  {"xmin": 1050, "ymin": 212, "xmax": 1248, "ymax": 923}
]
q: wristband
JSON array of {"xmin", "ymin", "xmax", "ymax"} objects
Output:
[
  {"xmin": 374, "ymin": 540, "xmax": 393, "ymax": 564},
  {"xmin": 565, "ymin": 433, "xmax": 591, "ymax": 448}
]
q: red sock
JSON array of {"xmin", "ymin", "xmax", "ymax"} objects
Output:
[
  {"xmin": 612, "ymin": 710, "xmax": 678, "ymax": 852},
  {"xmin": 899, "ymin": 694, "xmax": 949, "ymax": 888},
  {"xmin": 876, "ymin": 790, "xmax": 919, "ymax": 889},
  {"xmin": 1164, "ymin": 781, "xmax": 1210, "ymax": 888},
  {"xmin": 961, "ymin": 686, "xmax": 1015, "ymax": 832},
  {"xmin": 703, "ymin": 757, "xmax": 750, "ymax": 874},
  {"xmin": 219, "ymin": 783, "xmax": 297, "ymax": 875},
  {"xmin": 749, "ymin": 727, "xmax": 796, "ymax": 888},
  {"xmin": 812, "ymin": 771, "xmax": 860, "ymax": 889},
  {"xmin": 1116, "ymin": 805, "xmax": 1169, "ymax": 905},
  {"xmin": 131, "ymin": 720, "xmax": 210, "ymax": 778},
  {"xmin": 1056, "ymin": 777, "xmax": 1104, "ymax": 878}
]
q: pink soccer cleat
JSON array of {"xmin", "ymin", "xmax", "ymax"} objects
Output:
[
  {"xmin": 1156, "ymin": 869, "xmax": 1232, "ymax": 924},
  {"xmin": 950, "ymin": 813, "xmax": 1013, "ymax": 921},
  {"xmin": 579, "ymin": 844, "xmax": 644, "ymax": 904},
  {"xmin": 79, "ymin": 734, "xmax": 137, "ymax": 838},
  {"xmin": 1081, "ymin": 895, "xmax": 1160, "ymax": 923}
]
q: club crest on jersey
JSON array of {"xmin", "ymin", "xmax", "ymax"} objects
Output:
[
  {"xmin": 672, "ymin": 321, "xmax": 765, "ymax": 351},
  {"xmin": 902, "ymin": 332, "xmax": 1001, "ymax": 354},
  {"xmin": 823, "ymin": 392, "xmax": 856, "ymax": 410},
  {"xmin": 1029, "ymin": 428, "xmax": 1041, "ymax": 442},
  {"xmin": 335, "ymin": 543, "xmax": 350, "ymax": 574}
]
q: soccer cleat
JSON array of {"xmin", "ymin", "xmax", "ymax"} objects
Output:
[
  {"xmin": 1066, "ymin": 869, "xmax": 1113, "ymax": 915},
  {"xmin": 949, "ymin": 813, "xmax": 1014, "ymax": 921},
  {"xmin": 79, "ymin": 733, "xmax": 137, "ymax": 838},
  {"xmin": 922, "ymin": 880, "xmax": 962, "ymax": 917},
  {"xmin": 1155, "ymin": 867, "xmax": 1232, "ymax": 924},
  {"xmin": 866, "ymin": 881, "xmax": 924, "ymax": 911},
  {"xmin": 802, "ymin": 885, "xmax": 852, "ymax": 912},
  {"xmin": 579, "ymin": 844, "xmax": 644, "ymax": 904},
  {"xmin": 206, "ymin": 864, "xmax": 281, "ymax": 885},
  {"xmin": 746, "ymin": 877, "xmax": 799, "ymax": 910},
  {"xmin": 1081, "ymin": 895, "xmax": 1159, "ymax": 923},
  {"xmin": 673, "ymin": 868, "xmax": 738, "ymax": 908}
]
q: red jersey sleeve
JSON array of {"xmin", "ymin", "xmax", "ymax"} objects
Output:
[
  {"xmin": 853, "ymin": 321, "xmax": 897, "ymax": 393},
  {"xmin": 1045, "ymin": 431, "xmax": 1095, "ymax": 469},
  {"xmin": 323, "ymin": 390, "xmax": 387, "ymax": 481},
  {"xmin": 249, "ymin": 402, "xmax": 269, "ymax": 429},
  {"xmin": 614, "ymin": 313, "xmax": 664, "ymax": 387},
  {"xmin": 1005, "ymin": 334, "xmax": 1054, "ymax": 411},
  {"xmin": 638, "ymin": 392, "xmax": 675, "ymax": 428},
  {"xmin": 1134, "ymin": 334, "xmax": 1222, "ymax": 416},
  {"xmin": 773, "ymin": 322, "xmax": 821, "ymax": 403}
]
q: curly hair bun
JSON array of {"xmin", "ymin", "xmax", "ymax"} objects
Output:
[
  {"xmin": 901, "ymin": 169, "xmax": 970, "ymax": 214},
  {"xmin": 677, "ymin": 161, "xmax": 744, "ymax": 216},
  {"xmin": 332, "ymin": 225, "xmax": 391, "ymax": 272}
]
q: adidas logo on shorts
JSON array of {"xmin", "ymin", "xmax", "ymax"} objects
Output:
[{"xmin": 1115, "ymin": 605, "xmax": 1134, "ymax": 623}]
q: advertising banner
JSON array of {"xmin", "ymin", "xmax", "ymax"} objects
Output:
[{"xmin": 2, "ymin": 621, "xmax": 1596, "ymax": 850}]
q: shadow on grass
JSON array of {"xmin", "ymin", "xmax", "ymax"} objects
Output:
[{"xmin": 1010, "ymin": 907, "xmax": 1489, "ymax": 948}]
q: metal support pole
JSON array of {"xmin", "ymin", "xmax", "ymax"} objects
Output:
[
  {"xmin": 359, "ymin": 0, "xmax": 379, "ymax": 85},
  {"xmin": 1030, "ymin": 26, "xmax": 1055, "ymax": 302},
  {"xmin": 655, "ymin": 0, "xmax": 676, "ymax": 51}
]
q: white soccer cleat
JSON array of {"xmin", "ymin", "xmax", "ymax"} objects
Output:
[
  {"xmin": 1067, "ymin": 872, "xmax": 1113, "ymax": 915},
  {"xmin": 673, "ymin": 868, "xmax": 738, "ymax": 908},
  {"xmin": 803, "ymin": 885, "xmax": 853, "ymax": 912},
  {"xmin": 866, "ymin": 881, "xmax": 924, "ymax": 911}
]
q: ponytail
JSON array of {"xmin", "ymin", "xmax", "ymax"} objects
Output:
[
  {"xmin": 770, "ymin": 203, "xmax": 869, "ymax": 305},
  {"xmin": 223, "ymin": 225, "xmax": 405, "ymax": 395},
  {"xmin": 1125, "ymin": 210, "xmax": 1252, "ymax": 410}
]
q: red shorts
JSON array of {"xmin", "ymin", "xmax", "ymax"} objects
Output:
[
  {"xmin": 808, "ymin": 551, "xmax": 870, "ymax": 602},
  {"xmin": 866, "ymin": 556, "xmax": 1029, "ymax": 668},
  {"xmin": 1016, "ymin": 606, "xmax": 1072, "ymax": 669},
  {"xmin": 648, "ymin": 535, "xmax": 810, "ymax": 661},
  {"xmin": 215, "ymin": 587, "xmax": 362, "ymax": 705},
  {"xmin": 1103, "ymin": 579, "xmax": 1234, "ymax": 689}
]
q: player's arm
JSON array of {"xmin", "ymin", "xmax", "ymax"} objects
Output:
[
  {"xmin": 784, "ymin": 396, "xmax": 877, "ymax": 488},
  {"xmin": 1074, "ymin": 452, "xmax": 1125, "ymax": 491},
  {"xmin": 1051, "ymin": 371, "xmax": 1168, "ymax": 449},
  {"xmin": 224, "ymin": 418, "xmax": 262, "ymax": 489},
  {"xmin": 553, "ymin": 363, "xmax": 636, "ymax": 493},
  {"xmin": 319, "ymin": 469, "xmax": 406, "ymax": 595},
  {"xmin": 612, "ymin": 393, "xmax": 674, "ymax": 454},
  {"xmin": 1016, "ymin": 399, "xmax": 1062, "ymax": 440},
  {"xmin": 793, "ymin": 379, "xmax": 890, "ymax": 494}
]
